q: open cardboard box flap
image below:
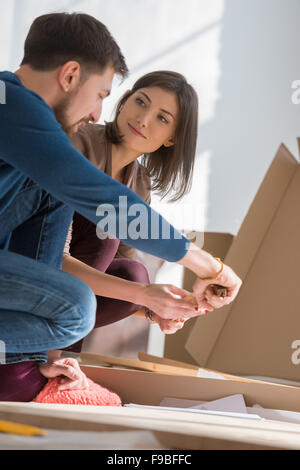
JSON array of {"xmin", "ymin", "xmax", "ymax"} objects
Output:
[
  {"xmin": 79, "ymin": 362, "xmax": 300, "ymax": 412},
  {"xmin": 186, "ymin": 141, "xmax": 300, "ymax": 381},
  {"xmin": 165, "ymin": 232, "xmax": 234, "ymax": 365}
]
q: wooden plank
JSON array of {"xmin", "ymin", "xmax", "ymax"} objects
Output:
[
  {"xmin": 80, "ymin": 352, "xmax": 198, "ymax": 377},
  {"xmin": 0, "ymin": 402, "xmax": 299, "ymax": 449},
  {"xmin": 138, "ymin": 352, "xmax": 199, "ymax": 370},
  {"xmin": 137, "ymin": 353, "xmax": 270, "ymax": 384}
]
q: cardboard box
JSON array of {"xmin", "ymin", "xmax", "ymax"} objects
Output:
[
  {"xmin": 2, "ymin": 362, "xmax": 300, "ymax": 449},
  {"xmin": 79, "ymin": 363, "xmax": 300, "ymax": 450},
  {"xmin": 186, "ymin": 141, "xmax": 300, "ymax": 381},
  {"xmin": 165, "ymin": 232, "xmax": 234, "ymax": 365}
]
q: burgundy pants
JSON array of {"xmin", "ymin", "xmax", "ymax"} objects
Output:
[{"xmin": 63, "ymin": 213, "xmax": 150, "ymax": 353}]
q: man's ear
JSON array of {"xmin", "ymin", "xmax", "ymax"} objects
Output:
[
  {"xmin": 164, "ymin": 137, "xmax": 175, "ymax": 148},
  {"xmin": 58, "ymin": 61, "xmax": 81, "ymax": 93}
]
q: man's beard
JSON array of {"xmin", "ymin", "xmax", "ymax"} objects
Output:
[{"xmin": 52, "ymin": 89, "xmax": 80, "ymax": 138}]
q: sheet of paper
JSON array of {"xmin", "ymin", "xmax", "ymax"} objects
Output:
[
  {"xmin": 196, "ymin": 368, "xmax": 227, "ymax": 380},
  {"xmin": 124, "ymin": 403, "xmax": 262, "ymax": 420},
  {"xmin": 159, "ymin": 398, "xmax": 205, "ymax": 408},
  {"xmin": 160, "ymin": 394, "xmax": 247, "ymax": 414},
  {"xmin": 192, "ymin": 394, "xmax": 248, "ymax": 413},
  {"xmin": 242, "ymin": 375, "xmax": 300, "ymax": 387},
  {"xmin": 247, "ymin": 406, "xmax": 300, "ymax": 424}
]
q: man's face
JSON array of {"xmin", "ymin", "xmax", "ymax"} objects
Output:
[{"xmin": 53, "ymin": 65, "xmax": 114, "ymax": 137}]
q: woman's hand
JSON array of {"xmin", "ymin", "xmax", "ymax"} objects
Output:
[
  {"xmin": 38, "ymin": 357, "xmax": 89, "ymax": 391},
  {"xmin": 141, "ymin": 284, "xmax": 198, "ymax": 321},
  {"xmin": 178, "ymin": 244, "xmax": 242, "ymax": 316},
  {"xmin": 191, "ymin": 263, "xmax": 242, "ymax": 316}
]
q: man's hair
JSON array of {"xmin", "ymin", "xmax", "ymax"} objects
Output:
[{"xmin": 21, "ymin": 12, "xmax": 128, "ymax": 79}]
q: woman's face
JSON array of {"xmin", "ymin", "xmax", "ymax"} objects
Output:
[{"xmin": 116, "ymin": 86, "xmax": 178, "ymax": 154}]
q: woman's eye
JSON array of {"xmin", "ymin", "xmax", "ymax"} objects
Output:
[
  {"xmin": 136, "ymin": 97, "xmax": 145, "ymax": 106},
  {"xmin": 158, "ymin": 115, "xmax": 168, "ymax": 124}
]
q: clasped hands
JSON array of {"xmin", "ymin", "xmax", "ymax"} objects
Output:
[{"xmin": 143, "ymin": 262, "xmax": 242, "ymax": 334}]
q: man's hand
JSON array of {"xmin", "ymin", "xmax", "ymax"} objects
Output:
[{"xmin": 38, "ymin": 357, "xmax": 89, "ymax": 390}]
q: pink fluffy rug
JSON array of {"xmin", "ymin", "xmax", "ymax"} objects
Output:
[{"xmin": 33, "ymin": 377, "xmax": 122, "ymax": 406}]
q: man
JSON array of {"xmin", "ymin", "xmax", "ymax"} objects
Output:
[{"xmin": 0, "ymin": 12, "xmax": 241, "ymax": 399}]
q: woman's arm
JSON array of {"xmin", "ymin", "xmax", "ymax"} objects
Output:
[
  {"xmin": 62, "ymin": 254, "xmax": 196, "ymax": 319},
  {"xmin": 62, "ymin": 254, "xmax": 145, "ymax": 305}
]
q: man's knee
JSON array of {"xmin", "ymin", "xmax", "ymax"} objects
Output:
[{"xmin": 71, "ymin": 280, "xmax": 97, "ymax": 337}]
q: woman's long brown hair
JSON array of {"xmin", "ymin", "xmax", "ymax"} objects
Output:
[{"xmin": 105, "ymin": 71, "xmax": 198, "ymax": 201}]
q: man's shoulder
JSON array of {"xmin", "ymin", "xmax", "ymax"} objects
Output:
[
  {"xmin": 0, "ymin": 71, "xmax": 18, "ymax": 86},
  {"xmin": 0, "ymin": 71, "xmax": 58, "ymax": 130},
  {"xmin": 0, "ymin": 71, "xmax": 43, "ymax": 106}
]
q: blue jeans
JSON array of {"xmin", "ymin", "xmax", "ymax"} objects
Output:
[{"xmin": 0, "ymin": 178, "xmax": 97, "ymax": 364}]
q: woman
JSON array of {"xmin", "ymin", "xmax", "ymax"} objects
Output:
[{"xmin": 62, "ymin": 70, "xmax": 200, "ymax": 353}]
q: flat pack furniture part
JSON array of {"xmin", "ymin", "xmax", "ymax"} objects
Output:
[
  {"xmin": 0, "ymin": 400, "xmax": 298, "ymax": 450},
  {"xmin": 79, "ymin": 352, "xmax": 199, "ymax": 377},
  {"xmin": 137, "ymin": 352, "xmax": 267, "ymax": 382}
]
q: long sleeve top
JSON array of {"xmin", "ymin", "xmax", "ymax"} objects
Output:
[{"xmin": 0, "ymin": 71, "xmax": 190, "ymax": 262}]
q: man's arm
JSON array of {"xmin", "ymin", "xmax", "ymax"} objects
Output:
[
  {"xmin": 0, "ymin": 74, "xmax": 189, "ymax": 262},
  {"xmin": 0, "ymin": 74, "xmax": 242, "ymax": 308}
]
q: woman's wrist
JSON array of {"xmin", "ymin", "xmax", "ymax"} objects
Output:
[
  {"xmin": 127, "ymin": 282, "xmax": 149, "ymax": 306},
  {"xmin": 178, "ymin": 243, "xmax": 222, "ymax": 280}
]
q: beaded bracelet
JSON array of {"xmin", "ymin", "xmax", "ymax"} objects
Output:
[{"xmin": 145, "ymin": 308, "xmax": 155, "ymax": 323}]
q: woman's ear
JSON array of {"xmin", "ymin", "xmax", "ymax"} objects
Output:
[{"xmin": 164, "ymin": 137, "xmax": 175, "ymax": 148}]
